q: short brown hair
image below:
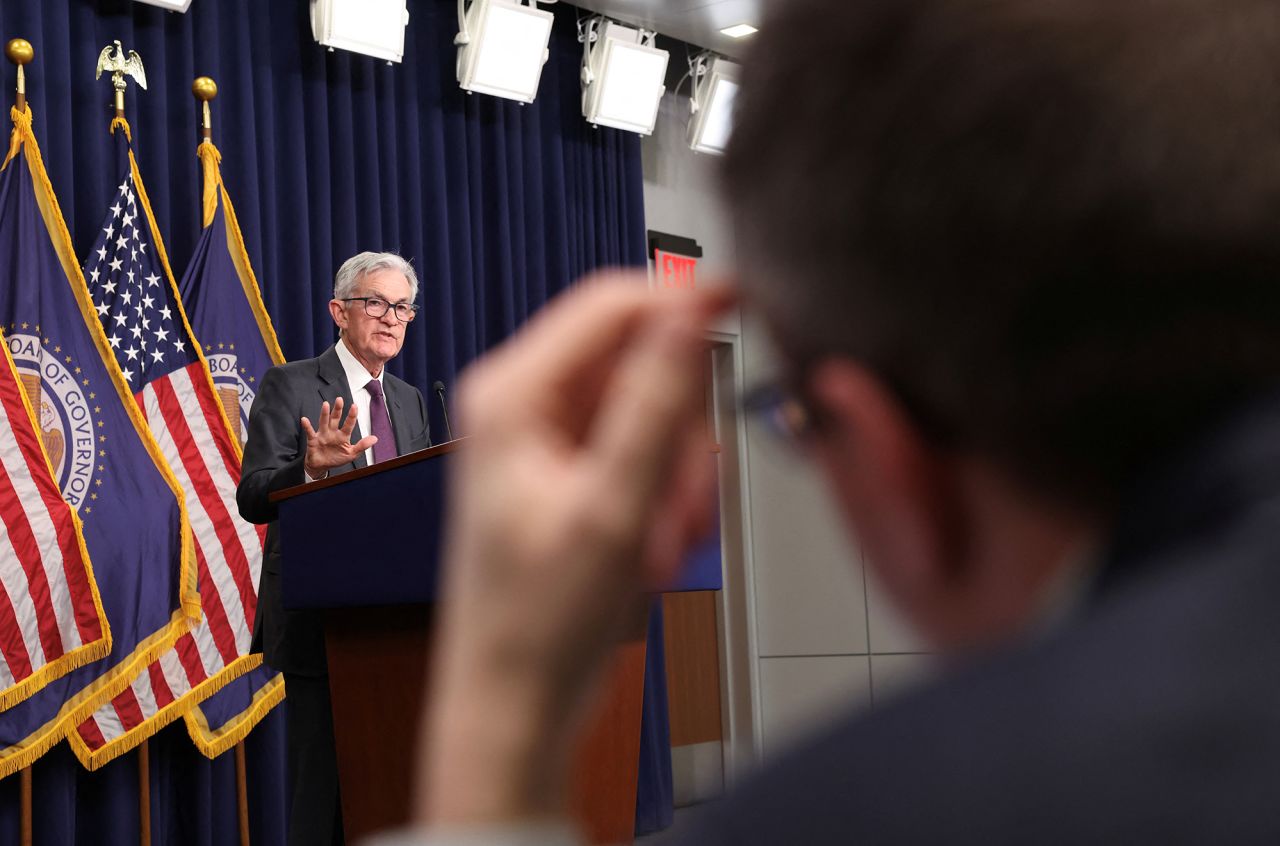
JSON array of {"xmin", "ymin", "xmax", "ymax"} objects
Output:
[{"xmin": 725, "ymin": 0, "xmax": 1280, "ymax": 506}]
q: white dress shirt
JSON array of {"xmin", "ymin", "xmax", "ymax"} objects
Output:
[
  {"xmin": 304, "ymin": 337, "xmax": 389, "ymax": 481},
  {"xmin": 335, "ymin": 336, "xmax": 389, "ymax": 467}
]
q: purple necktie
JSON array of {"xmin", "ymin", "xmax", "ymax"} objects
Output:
[{"xmin": 364, "ymin": 379, "xmax": 398, "ymax": 464}]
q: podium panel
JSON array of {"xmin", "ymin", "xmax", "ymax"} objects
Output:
[
  {"xmin": 271, "ymin": 442, "xmax": 649, "ymax": 843},
  {"xmin": 277, "ymin": 445, "xmax": 452, "ymax": 610}
]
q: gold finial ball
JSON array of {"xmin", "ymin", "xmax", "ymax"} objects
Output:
[
  {"xmin": 192, "ymin": 76, "xmax": 217, "ymax": 101},
  {"xmin": 5, "ymin": 39, "xmax": 33, "ymax": 66}
]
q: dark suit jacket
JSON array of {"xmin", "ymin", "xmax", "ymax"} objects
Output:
[
  {"xmin": 236, "ymin": 344, "xmax": 430, "ymax": 676},
  {"xmin": 669, "ymin": 394, "xmax": 1280, "ymax": 844}
]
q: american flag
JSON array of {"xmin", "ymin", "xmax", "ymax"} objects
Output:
[
  {"xmin": 70, "ymin": 134, "xmax": 265, "ymax": 767},
  {"xmin": 0, "ymin": 340, "xmax": 108, "ymax": 710}
]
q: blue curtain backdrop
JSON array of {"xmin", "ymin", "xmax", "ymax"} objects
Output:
[
  {"xmin": 0, "ymin": 0, "xmax": 651, "ymax": 842},
  {"xmin": 635, "ymin": 603, "xmax": 674, "ymax": 836}
]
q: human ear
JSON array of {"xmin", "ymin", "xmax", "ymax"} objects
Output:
[
  {"xmin": 805, "ymin": 359, "xmax": 963, "ymax": 637},
  {"xmin": 329, "ymin": 299, "xmax": 348, "ymax": 332}
]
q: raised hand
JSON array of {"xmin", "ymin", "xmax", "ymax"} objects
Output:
[
  {"xmin": 300, "ymin": 396, "xmax": 377, "ymax": 478},
  {"xmin": 419, "ymin": 275, "xmax": 732, "ymax": 826}
]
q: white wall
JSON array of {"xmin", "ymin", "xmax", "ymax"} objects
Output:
[
  {"xmin": 641, "ymin": 93, "xmax": 734, "ymax": 280},
  {"xmin": 639, "ymin": 89, "xmax": 934, "ymax": 784}
]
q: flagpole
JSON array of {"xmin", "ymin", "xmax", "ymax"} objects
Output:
[
  {"xmin": 96, "ymin": 41, "xmax": 146, "ymax": 124},
  {"xmin": 19, "ymin": 765, "xmax": 31, "ymax": 846},
  {"xmin": 139, "ymin": 740, "xmax": 151, "ymax": 846},
  {"xmin": 8, "ymin": 40, "xmax": 36, "ymax": 846},
  {"xmin": 6, "ymin": 38, "xmax": 31, "ymax": 112},
  {"xmin": 93, "ymin": 48, "xmax": 155, "ymax": 846},
  {"xmin": 192, "ymin": 74, "xmax": 252, "ymax": 846},
  {"xmin": 193, "ymin": 76, "xmax": 216, "ymax": 143},
  {"xmin": 235, "ymin": 742, "xmax": 251, "ymax": 846}
]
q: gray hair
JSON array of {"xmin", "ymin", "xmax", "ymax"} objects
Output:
[{"xmin": 332, "ymin": 251, "xmax": 419, "ymax": 302}]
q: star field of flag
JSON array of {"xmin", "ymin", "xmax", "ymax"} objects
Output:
[{"xmin": 83, "ymin": 175, "xmax": 194, "ymax": 386}]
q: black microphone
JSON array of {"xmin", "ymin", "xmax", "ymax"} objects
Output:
[{"xmin": 432, "ymin": 380, "xmax": 454, "ymax": 442}]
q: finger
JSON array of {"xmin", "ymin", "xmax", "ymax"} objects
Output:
[
  {"xmin": 316, "ymin": 401, "xmax": 331, "ymax": 433},
  {"xmin": 351, "ymin": 435, "xmax": 377, "ymax": 454},
  {"xmin": 341, "ymin": 402, "xmax": 360, "ymax": 436},
  {"xmin": 300, "ymin": 417, "xmax": 318, "ymax": 443},
  {"xmin": 641, "ymin": 434, "xmax": 718, "ymax": 590},
  {"xmin": 462, "ymin": 278, "xmax": 732, "ymax": 437},
  {"xmin": 331, "ymin": 396, "xmax": 345, "ymax": 426},
  {"xmin": 585, "ymin": 309, "xmax": 710, "ymax": 538},
  {"xmin": 469, "ymin": 277, "xmax": 727, "ymax": 400},
  {"xmin": 460, "ymin": 281, "xmax": 650, "ymax": 429}
]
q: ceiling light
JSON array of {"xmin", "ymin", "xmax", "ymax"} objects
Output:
[
  {"xmin": 580, "ymin": 17, "xmax": 669, "ymax": 136},
  {"xmin": 456, "ymin": 0, "xmax": 554, "ymax": 103},
  {"xmin": 311, "ymin": 0, "xmax": 410, "ymax": 63},
  {"xmin": 719, "ymin": 23, "xmax": 758, "ymax": 39},
  {"xmin": 687, "ymin": 53, "xmax": 741, "ymax": 155},
  {"xmin": 132, "ymin": 0, "xmax": 193, "ymax": 10}
]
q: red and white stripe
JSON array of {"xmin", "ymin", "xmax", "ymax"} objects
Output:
[
  {"xmin": 76, "ymin": 360, "xmax": 264, "ymax": 753},
  {"xmin": 0, "ymin": 356, "xmax": 105, "ymax": 701}
]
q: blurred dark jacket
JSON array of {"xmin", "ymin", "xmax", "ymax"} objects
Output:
[{"xmin": 671, "ymin": 392, "xmax": 1280, "ymax": 844}]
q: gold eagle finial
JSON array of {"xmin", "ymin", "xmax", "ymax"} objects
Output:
[{"xmin": 96, "ymin": 40, "xmax": 146, "ymax": 118}]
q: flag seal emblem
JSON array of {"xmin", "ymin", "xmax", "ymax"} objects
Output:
[
  {"xmin": 204, "ymin": 350, "xmax": 252, "ymax": 442},
  {"xmin": 5, "ymin": 332, "xmax": 101, "ymax": 510}
]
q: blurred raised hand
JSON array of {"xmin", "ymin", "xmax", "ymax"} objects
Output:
[{"xmin": 420, "ymin": 275, "xmax": 732, "ymax": 826}]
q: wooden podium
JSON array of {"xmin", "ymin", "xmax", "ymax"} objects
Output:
[{"xmin": 270, "ymin": 442, "xmax": 646, "ymax": 844}]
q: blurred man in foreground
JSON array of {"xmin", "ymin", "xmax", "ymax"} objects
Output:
[{"xmin": 409, "ymin": 0, "xmax": 1280, "ymax": 842}]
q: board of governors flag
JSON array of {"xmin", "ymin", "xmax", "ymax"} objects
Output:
[
  {"xmin": 181, "ymin": 141, "xmax": 284, "ymax": 443},
  {"xmin": 69, "ymin": 118, "xmax": 266, "ymax": 769},
  {"xmin": 177, "ymin": 140, "xmax": 286, "ymax": 757},
  {"xmin": 0, "ymin": 106, "xmax": 196, "ymax": 778}
]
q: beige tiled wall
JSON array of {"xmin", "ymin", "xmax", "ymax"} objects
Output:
[
  {"xmin": 641, "ymin": 88, "xmax": 935, "ymax": 785},
  {"xmin": 866, "ymin": 569, "xmax": 931, "ymax": 654},
  {"xmin": 747, "ymin": 429, "xmax": 868, "ymax": 658},
  {"xmin": 741, "ymin": 323, "xmax": 936, "ymax": 756},
  {"xmin": 758, "ymin": 655, "xmax": 872, "ymax": 756}
]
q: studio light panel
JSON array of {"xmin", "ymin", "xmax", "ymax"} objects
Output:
[
  {"xmin": 312, "ymin": 0, "xmax": 410, "ymax": 63},
  {"xmin": 458, "ymin": 0, "xmax": 554, "ymax": 103},
  {"xmin": 689, "ymin": 57, "xmax": 741, "ymax": 154},
  {"xmin": 132, "ymin": 0, "xmax": 193, "ymax": 10},
  {"xmin": 583, "ymin": 22, "xmax": 669, "ymax": 136}
]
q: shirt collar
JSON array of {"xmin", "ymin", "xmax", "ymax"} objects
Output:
[{"xmin": 336, "ymin": 337, "xmax": 384, "ymax": 393}]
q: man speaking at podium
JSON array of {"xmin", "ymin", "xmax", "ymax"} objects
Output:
[{"xmin": 238, "ymin": 251, "xmax": 432, "ymax": 846}]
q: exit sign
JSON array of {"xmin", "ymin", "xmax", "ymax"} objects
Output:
[
  {"xmin": 654, "ymin": 249, "xmax": 698, "ymax": 289},
  {"xmin": 648, "ymin": 230, "xmax": 703, "ymax": 292}
]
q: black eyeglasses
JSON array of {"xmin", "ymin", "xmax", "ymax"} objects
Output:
[
  {"xmin": 342, "ymin": 296, "xmax": 419, "ymax": 323},
  {"xmin": 741, "ymin": 380, "xmax": 817, "ymax": 446}
]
